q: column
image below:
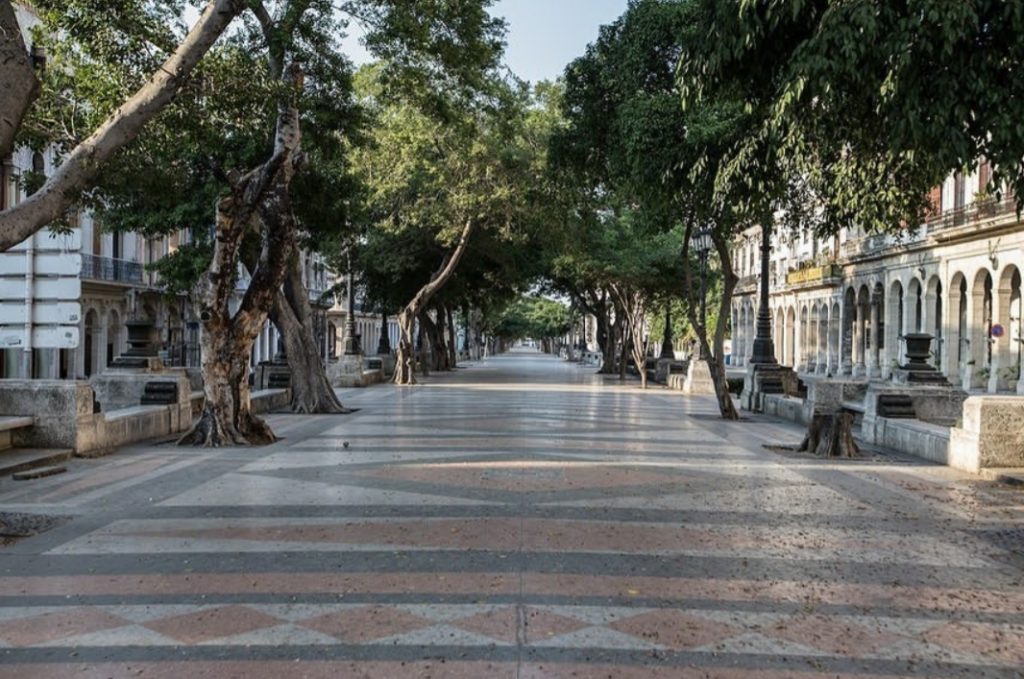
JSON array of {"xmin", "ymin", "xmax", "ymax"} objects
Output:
[
  {"xmin": 865, "ymin": 298, "xmax": 877, "ymax": 377},
  {"xmin": 853, "ymin": 305, "xmax": 865, "ymax": 376},
  {"xmin": 840, "ymin": 300, "xmax": 853, "ymax": 376},
  {"xmin": 943, "ymin": 279, "xmax": 961, "ymax": 385},
  {"xmin": 75, "ymin": 316, "xmax": 87, "ymax": 379},
  {"xmin": 826, "ymin": 305, "xmax": 838, "ymax": 375},
  {"xmin": 97, "ymin": 323, "xmax": 109, "ymax": 373},
  {"xmin": 817, "ymin": 307, "xmax": 828, "ymax": 375}
]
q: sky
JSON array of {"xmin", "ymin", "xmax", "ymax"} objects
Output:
[
  {"xmin": 492, "ymin": 0, "xmax": 628, "ymax": 83},
  {"xmin": 342, "ymin": 0, "xmax": 629, "ymax": 84},
  {"xmin": 184, "ymin": 1, "xmax": 629, "ymax": 83}
]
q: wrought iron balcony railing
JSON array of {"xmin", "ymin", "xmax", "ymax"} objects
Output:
[
  {"xmin": 81, "ymin": 254, "xmax": 143, "ymax": 284},
  {"xmin": 925, "ymin": 194, "xmax": 1018, "ymax": 234}
]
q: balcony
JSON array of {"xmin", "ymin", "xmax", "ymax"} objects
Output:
[
  {"xmin": 81, "ymin": 254, "xmax": 143, "ymax": 284},
  {"xmin": 734, "ymin": 274, "xmax": 758, "ymax": 293},
  {"xmin": 925, "ymin": 194, "xmax": 1018, "ymax": 235}
]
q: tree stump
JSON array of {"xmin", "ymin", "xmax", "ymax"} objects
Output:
[{"xmin": 798, "ymin": 411, "xmax": 859, "ymax": 458}]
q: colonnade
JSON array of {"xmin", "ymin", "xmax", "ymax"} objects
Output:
[{"xmin": 732, "ymin": 264, "xmax": 1023, "ymax": 393}]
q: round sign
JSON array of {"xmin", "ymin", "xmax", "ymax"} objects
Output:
[{"xmin": 991, "ymin": 324, "xmax": 1005, "ymax": 338}]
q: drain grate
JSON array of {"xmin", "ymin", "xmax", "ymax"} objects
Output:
[{"xmin": 0, "ymin": 512, "xmax": 69, "ymax": 545}]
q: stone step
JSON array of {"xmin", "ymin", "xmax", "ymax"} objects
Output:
[
  {"xmin": 13, "ymin": 465, "xmax": 67, "ymax": 481},
  {"xmin": 0, "ymin": 449, "xmax": 73, "ymax": 477}
]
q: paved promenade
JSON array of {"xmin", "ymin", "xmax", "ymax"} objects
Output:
[{"xmin": 0, "ymin": 350, "xmax": 1022, "ymax": 678}]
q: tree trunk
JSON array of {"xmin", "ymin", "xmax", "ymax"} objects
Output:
[
  {"xmin": 0, "ymin": 0, "xmax": 40, "ymax": 162},
  {"xmin": 446, "ymin": 303, "xmax": 458, "ymax": 368},
  {"xmin": 618, "ymin": 337, "xmax": 628, "ymax": 380},
  {"xmin": 419, "ymin": 309, "xmax": 449, "ymax": 372},
  {"xmin": 180, "ymin": 95, "xmax": 300, "ymax": 446},
  {"xmin": 393, "ymin": 219, "xmax": 476, "ymax": 385},
  {"xmin": 0, "ymin": 0, "xmax": 247, "ymax": 251},
  {"xmin": 600, "ymin": 319, "xmax": 619, "ymax": 374},
  {"xmin": 681, "ymin": 219, "xmax": 740, "ymax": 420},
  {"xmin": 799, "ymin": 412, "xmax": 859, "ymax": 457},
  {"xmin": 182, "ymin": 317, "xmax": 275, "ymax": 446},
  {"xmin": 270, "ymin": 258, "xmax": 351, "ymax": 414},
  {"xmin": 610, "ymin": 285, "xmax": 650, "ymax": 390},
  {"xmin": 394, "ymin": 310, "xmax": 417, "ymax": 385}
]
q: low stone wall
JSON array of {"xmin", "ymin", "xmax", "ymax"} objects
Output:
[
  {"xmin": 84, "ymin": 405, "xmax": 190, "ymax": 454},
  {"xmin": 0, "ymin": 379, "xmax": 192, "ymax": 455},
  {"xmin": 762, "ymin": 394, "xmax": 809, "ymax": 425},
  {"xmin": 251, "ymin": 388, "xmax": 291, "ymax": 414},
  {"xmin": 949, "ymin": 396, "xmax": 1024, "ymax": 472},
  {"xmin": 872, "ymin": 418, "xmax": 951, "ymax": 465},
  {"xmin": 0, "ymin": 380, "xmax": 93, "ymax": 450}
]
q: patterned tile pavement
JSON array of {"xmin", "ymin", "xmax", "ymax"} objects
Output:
[{"xmin": 0, "ymin": 349, "xmax": 1022, "ymax": 678}]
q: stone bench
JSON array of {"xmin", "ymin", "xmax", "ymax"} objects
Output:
[
  {"xmin": 0, "ymin": 416, "xmax": 33, "ymax": 451},
  {"xmin": 873, "ymin": 418, "xmax": 951, "ymax": 466},
  {"xmin": 0, "ymin": 415, "xmax": 33, "ymax": 432}
]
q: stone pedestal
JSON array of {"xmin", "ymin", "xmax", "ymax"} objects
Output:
[
  {"xmin": 655, "ymin": 358, "xmax": 686, "ymax": 384},
  {"xmin": 90, "ymin": 371, "xmax": 190, "ymax": 411},
  {"xmin": 682, "ymin": 359, "xmax": 715, "ymax": 395},
  {"xmin": 256, "ymin": 361, "xmax": 292, "ymax": 391},
  {"xmin": 862, "ymin": 383, "xmax": 968, "ymax": 445},
  {"xmin": 949, "ymin": 396, "xmax": 1024, "ymax": 472},
  {"xmin": 740, "ymin": 363, "xmax": 796, "ymax": 412},
  {"xmin": 109, "ymin": 319, "xmax": 162, "ymax": 370},
  {"xmin": 891, "ymin": 334, "xmax": 950, "ymax": 387},
  {"xmin": 376, "ymin": 354, "xmax": 396, "ymax": 377},
  {"xmin": 329, "ymin": 353, "xmax": 366, "ymax": 388}
]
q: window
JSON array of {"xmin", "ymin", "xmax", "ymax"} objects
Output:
[{"xmin": 954, "ymin": 172, "xmax": 966, "ymax": 209}]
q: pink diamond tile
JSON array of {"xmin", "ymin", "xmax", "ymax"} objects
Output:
[
  {"xmin": 766, "ymin": 614, "xmax": 905, "ymax": 656},
  {"xmin": 143, "ymin": 605, "xmax": 282, "ymax": 644},
  {"xmin": 0, "ymin": 607, "xmax": 128, "ymax": 646},
  {"xmin": 522, "ymin": 607, "xmax": 589, "ymax": 643},
  {"xmin": 609, "ymin": 610, "xmax": 739, "ymax": 650},
  {"xmin": 297, "ymin": 605, "xmax": 434, "ymax": 643},
  {"xmin": 451, "ymin": 607, "xmax": 518, "ymax": 644}
]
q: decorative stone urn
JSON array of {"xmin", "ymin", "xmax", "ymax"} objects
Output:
[
  {"xmin": 902, "ymin": 333, "xmax": 934, "ymax": 369},
  {"xmin": 892, "ymin": 333, "xmax": 950, "ymax": 386}
]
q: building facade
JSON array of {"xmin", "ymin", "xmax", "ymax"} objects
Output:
[{"xmin": 731, "ymin": 166, "xmax": 1024, "ymax": 395}]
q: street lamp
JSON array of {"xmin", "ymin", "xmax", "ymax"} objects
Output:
[
  {"xmin": 376, "ymin": 310, "xmax": 391, "ymax": 355},
  {"xmin": 343, "ymin": 250, "xmax": 359, "ymax": 355},
  {"xmin": 693, "ymin": 225, "xmax": 713, "ymax": 360},
  {"xmin": 749, "ymin": 222, "xmax": 778, "ymax": 365},
  {"xmin": 659, "ymin": 303, "xmax": 674, "ymax": 359}
]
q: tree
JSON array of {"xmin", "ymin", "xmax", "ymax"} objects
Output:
[
  {"xmin": 352, "ymin": 72, "xmax": 539, "ymax": 385},
  {"xmin": 550, "ymin": 0, "xmax": 744, "ymax": 412},
  {"xmin": 0, "ymin": 0, "xmax": 248, "ymax": 251},
  {"xmin": 266, "ymin": 0, "xmax": 506, "ymax": 407},
  {"xmin": 484, "ymin": 295, "xmax": 574, "ymax": 353},
  {"xmin": 47, "ymin": 1, "xmax": 507, "ymax": 438},
  {"xmin": 680, "ymin": 0, "xmax": 1024, "ymax": 233}
]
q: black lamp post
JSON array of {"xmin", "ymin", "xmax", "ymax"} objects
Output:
[
  {"xmin": 749, "ymin": 222, "xmax": 778, "ymax": 365},
  {"xmin": 659, "ymin": 304, "xmax": 674, "ymax": 359},
  {"xmin": 693, "ymin": 225, "xmax": 713, "ymax": 360},
  {"xmin": 376, "ymin": 310, "xmax": 390, "ymax": 355},
  {"xmin": 343, "ymin": 250, "xmax": 359, "ymax": 355}
]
